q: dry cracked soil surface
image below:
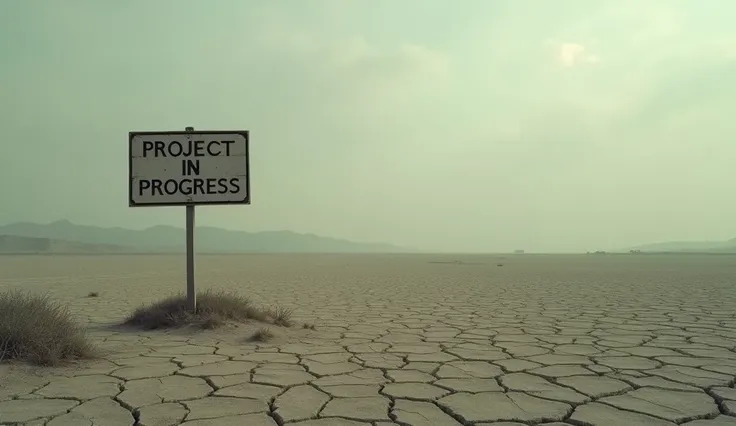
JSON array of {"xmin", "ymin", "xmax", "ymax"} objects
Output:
[{"xmin": 0, "ymin": 253, "xmax": 735, "ymax": 426}]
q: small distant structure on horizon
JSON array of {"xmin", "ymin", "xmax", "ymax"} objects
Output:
[
  {"xmin": 587, "ymin": 250, "xmax": 607, "ymax": 255},
  {"xmin": 513, "ymin": 249, "xmax": 525, "ymax": 254},
  {"xmin": 629, "ymin": 249, "xmax": 643, "ymax": 254}
]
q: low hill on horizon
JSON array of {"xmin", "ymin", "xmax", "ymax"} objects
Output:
[
  {"xmin": 623, "ymin": 238, "xmax": 736, "ymax": 253},
  {"xmin": 0, "ymin": 234, "xmax": 130, "ymax": 254},
  {"xmin": 0, "ymin": 220, "xmax": 411, "ymax": 253}
]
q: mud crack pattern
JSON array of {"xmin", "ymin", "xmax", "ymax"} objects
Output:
[{"xmin": 0, "ymin": 254, "xmax": 735, "ymax": 425}]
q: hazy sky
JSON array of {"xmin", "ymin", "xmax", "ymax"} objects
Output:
[{"xmin": 2, "ymin": 0, "xmax": 735, "ymax": 253}]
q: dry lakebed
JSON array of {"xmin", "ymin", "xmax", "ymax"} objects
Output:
[{"xmin": 0, "ymin": 253, "xmax": 735, "ymax": 426}]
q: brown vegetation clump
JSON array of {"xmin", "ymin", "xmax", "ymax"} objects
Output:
[
  {"xmin": 268, "ymin": 306, "xmax": 294, "ymax": 327},
  {"xmin": 248, "ymin": 327, "xmax": 274, "ymax": 342},
  {"xmin": 0, "ymin": 291, "xmax": 95, "ymax": 366},
  {"xmin": 124, "ymin": 289, "xmax": 294, "ymax": 330},
  {"xmin": 87, "ymin": 291, "xmax": 100, "ymax": 298}
]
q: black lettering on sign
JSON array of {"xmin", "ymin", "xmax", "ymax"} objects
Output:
[
  {"xmin": 207, "ymin": 141, "xmax": 221, "ymax": 156},
  {"xmin": 229, "ymin": 178, "xmax": 240, "ymax": 194},
  {"xmin": 222, "ymin": 140, "xmax": 234, "ymax": 156},
  {"xmin": 168, "ymin": 141, "xmax": 183, "ymax": 157},
  {"xmin": 141, "ymin": 141, "xmax": 166, "ymax": 158},
  {"xmin": 141, "ymin": 139, "xmax": 237, "ymax": 158},
  {"xmin": 142, "ymin": 141, "xmax": 154, "ymax": 158},
  {"xmin": 138, "ymin": 177, "xmax": 242, "ymax": 197},
  {"xmin": 136, "ymin": 135, "xmax": 244, "ymax": 200},
  {"xmin": 216, "ymin": 178, "xmax": 229, "ymax": 194},
  {"xmin": 154, "ymin": 141, "xmax": 166, "ymax": 157},
  {"xmin": 138, "ymin": 179, "xmax": 151, "ymax": 195},
  {"xmin": 181, "ymin": 159, "xmax": 200, "ymax": 176},
  {"xmin": 179, "ymin": 179, "xmax": 193, "ymax": 195},
  {"xmin": 194, "ymin": 179, "xmax": 205, "ymax": 194},
  {"xmin": 143, "ymin": 140, "xmax": 240, "ymax": 157},
  {"xmin": 193, "ymin": 141, "xmax": 205, "ymax": 156},
  {"xmin": 151, "ymin": 179, "xmax": 163, "ymax": 195},
  {"xmin": 163, "ymin": 180, "xmax": 178, "ymax": 195},
  {"xmin": 206, "ymin": 178, "xmax": 217, "ymax": 194}
]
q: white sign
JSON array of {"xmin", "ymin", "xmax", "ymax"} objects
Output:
[{"xmin": 129, "ymin": 131, "xmax": 250, "ymax": 207}]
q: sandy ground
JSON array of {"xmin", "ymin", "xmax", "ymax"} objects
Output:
[{"xmin": 0, "ymin": 253, "xmax": 735, "ymax": 426}]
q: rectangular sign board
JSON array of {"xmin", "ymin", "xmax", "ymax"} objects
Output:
[{"xmin": 129, "ymin": 130, "xmax": 250, "ymax": 207}]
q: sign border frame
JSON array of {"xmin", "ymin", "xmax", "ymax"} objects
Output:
[{"xmin": 128, "ymin": 130, "xmax": 250, "ymax": 207}]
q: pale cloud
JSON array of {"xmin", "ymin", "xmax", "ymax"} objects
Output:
[
  {"xmin": 3, "ymin": 0, "xmax": 736, "ymax": 253},
  {"xmin": 556, "ymin": 42, "xmax": 599, "ymax": 67},
  {"xmin": 257, "ymin": 32, "xmax": 449, "ymax": 88},
  {"xmin": 241, "ymin": 23, "xmax": 451, "ymax": 120},
  {"xmin": 314, "ymin": 38, "xmax": 450, "ymax": 93}
]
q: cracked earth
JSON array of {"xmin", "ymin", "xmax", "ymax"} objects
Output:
[{"xmin": 0, "ymin": 254, "xmax": 735, "ymax": 426}]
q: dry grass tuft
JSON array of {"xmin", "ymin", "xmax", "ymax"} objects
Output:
[
  {"xmin": 124, "ymin": 290, "xmax": 293, "ymax": 330},
  {"xmin": 0, "ymin": 291, "xmax": 95, "ymax": 366},
  {"xmin": 248, "ymin": 327, "xmax": 274, "ymax": 342},
  {"xmin": 201, "ymin": 314, "xmax": 225, "ymax": 330},
  {"xmin": 87, "ymin": 291, "xmax": 100, "ymax": 298},
  {"xmin": 302, "ymin": 323, "xmax": 316, "ymax": 330},
  {"xmin": 268, "ymin": 306, "xmax": 294, "ymax": 327}
]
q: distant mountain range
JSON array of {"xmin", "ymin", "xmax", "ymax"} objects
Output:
[
  {"xmin": 0, "ymin": 234, "xmax": 130, "ymax": 254},
  {"xmin": 0, "ymin": 220, "xmax": 410, "ymax": 254},
  {"xmin": 624, "ymin": 238, "xmax": 736, "ymax": 253}
]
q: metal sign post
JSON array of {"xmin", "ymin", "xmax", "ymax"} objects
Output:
[
  {"xmin": 128, "ymin": 127, "xmax": 250, "ymax": 314},
  {"xmin": 184, "ymin": 126, "xmax": 196, "ymax": 312}
]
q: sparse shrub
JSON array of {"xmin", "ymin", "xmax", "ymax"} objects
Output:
[
  {"xmin": 302, "ymin": 323, "xmax": 316, "ymax": 330},
  {"xmin": 0, "ymin": 291, "xmax": 95, "ymax": 366},
  {"xmin": 248, "ymin": 327, "xmax": 274, "ymax": 342},
  {"xmin": 268, "ymin": 306, "xmax": 294, "ymax": 327},
  {"xmin": 87, "ymin": 292, "xmax": 99, "ymax": 298},
  {"xmin": 201, "ymin": 314, "xmax": 225, "ymax": 330},
  {"xmin": 124, "ymin": 290, "xmax": 292, "ymax": 330}
]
